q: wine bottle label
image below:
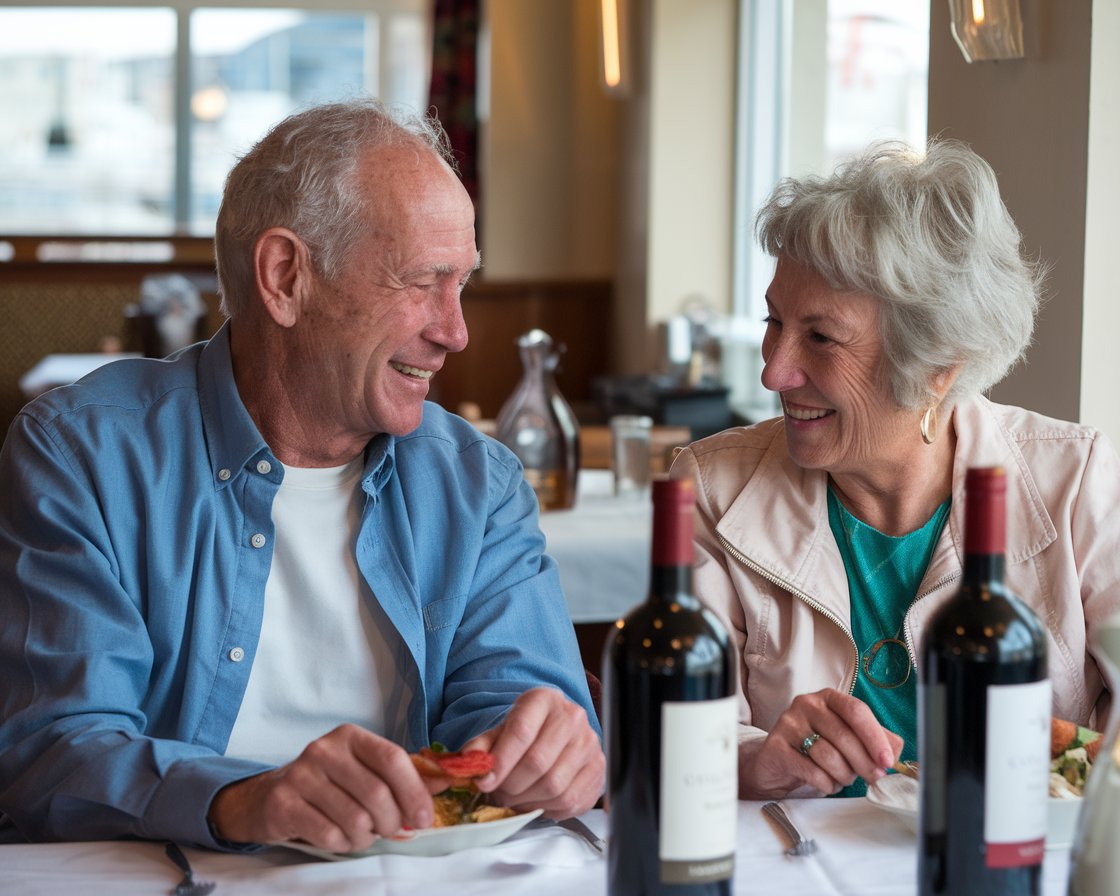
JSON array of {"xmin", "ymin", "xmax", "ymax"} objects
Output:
[
  {"xmin": 659, "ymin": 697, "xmax": 737, "ymax": 884},
  {"xmin": 984, "ymin": 679, "xmax": 1051, "ymax": 868}
]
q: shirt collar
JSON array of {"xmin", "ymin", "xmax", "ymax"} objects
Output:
[
  {"xmin": 197, "ymin": 321, "xmax": 272, "ymax": 490},
  {"xmin": 197, "ymin": 322, "xmax": 400, "ymax": 494},
  {"xmin": 361, "ymin": 432, "xmax": 396, "ymax": 496}
]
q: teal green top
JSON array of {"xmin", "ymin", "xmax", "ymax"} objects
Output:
[{"xmin": 827, "ymin": 487, "xmax": 951, "ymax": 798}]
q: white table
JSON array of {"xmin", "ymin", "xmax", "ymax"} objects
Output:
[
  {"xmin": 19, "ymin": 352, "xmax": 141, "ymax": 399},
  {"xmin": 0, "ymin": 799, "xmax": 1074, "ymax": 895},
  {"xmin": 539, "ymin": 469, "xmax": 651, "ymax": 624}
]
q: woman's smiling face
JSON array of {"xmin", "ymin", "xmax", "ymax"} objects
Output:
[{"xmin": 760, "ymin": 255, "xmax": 921, "ymax": 479}]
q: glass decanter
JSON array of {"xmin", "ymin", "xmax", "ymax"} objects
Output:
[{"xmin": 495, "ymin": 328, "xmax": 580, "ymax": 511}]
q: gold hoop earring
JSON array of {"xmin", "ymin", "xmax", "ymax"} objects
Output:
[{"xmin": 920, "ymin": 406, "xmax": 938, "ymax": 445}]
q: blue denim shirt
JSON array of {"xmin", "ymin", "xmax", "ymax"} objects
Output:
[{"xmin": 0, "ymin": 325, "xmax": 597, "ymax": 848}]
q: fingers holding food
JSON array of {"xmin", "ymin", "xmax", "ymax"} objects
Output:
[
  {"xmin": 409, "ymin": 745, "xmax": 516, "ymax": 827},
  {"xmin": 410, "ymin": 747, "xmax": 495, "ymax": 788},
  {"xmin": 462, "ymin": 687, "xmax": 604, "ymax": 818}
]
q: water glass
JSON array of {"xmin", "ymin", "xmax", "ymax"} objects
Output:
[{"xmin": 610, "ymin": 415, "xmax": 653, "ymax": 497}]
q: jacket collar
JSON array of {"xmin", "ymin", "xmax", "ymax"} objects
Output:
[
  {"xmin": 713, "ymin": 396, "xmax": 1056, "ymax": 620},
  {"xmin": 947, "ymin": 395, "xmax": 1057, "ymax": 565}
]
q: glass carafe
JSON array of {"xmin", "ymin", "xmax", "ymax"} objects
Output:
[
  {"xmin": 1068, "ymin": 611, "xmax": 1120, "ymax": 895},
  {"xmin": 495, "ymin": 329, "xmax": 580, "ymax": 511}
]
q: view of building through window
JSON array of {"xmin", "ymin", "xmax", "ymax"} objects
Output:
[
  {"xmin": 0, "ymin": 8, "xmax": 177, "ymax": 234},
  {"xmin": 822, "ymin": 0, "xmax": 928, "ymax": 173},
  {"xmin": 0, "ymin": 4, "xmax": 428, "ymax": 236}
]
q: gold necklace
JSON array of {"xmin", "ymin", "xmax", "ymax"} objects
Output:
[
  {"xmin": 862, "ymin": 627, "xmax": 911, "ymax": 689},
  {"xmin": 837, "ymin": 503, "xmax": 913, "ymax": 690}
]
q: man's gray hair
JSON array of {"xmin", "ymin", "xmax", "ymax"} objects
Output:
[
  {"xmin": 755, "ymin": 138, "xmax": 1045, "ymax": 411},
  {"xmin": 215, "ymin": 98, "xmax": 455, "ymax": 318}
]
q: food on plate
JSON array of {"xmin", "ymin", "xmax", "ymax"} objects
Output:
[
  {"xmin": 411, "ymin": 745, "xmax": 517, "ymax": 827},
  {"xmin": 1050, "ymin": 717, "xmax": 1101, "ymax": 799},
  {"xmin": 886, "ymin": 717, "xmax": 1101, "ymax": 799}
]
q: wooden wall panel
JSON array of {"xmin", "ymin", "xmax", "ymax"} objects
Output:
[
  {"xmin": 430, "ymin": 279, "xmax": 614, "ymax": 422},
  {"xmin": 2, "ymin": 245, "xmax": 613, "ymax": 443}
]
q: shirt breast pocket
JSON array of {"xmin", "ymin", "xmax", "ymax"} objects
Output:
[{"xmin": 422, "ymin": 594, "xmax": 467, "ymax": 632}]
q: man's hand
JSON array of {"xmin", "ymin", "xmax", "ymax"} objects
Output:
[
  {"xmin": 462, "ymin": 687, "xmax": 604, "ymax": 819},
  {"xmin": 208, "ymin": 724, "xmax": 446, "ymax": 852},
  {"xmin": 742, "ymin": 688, "xmax": 904, "ymax": 800}
]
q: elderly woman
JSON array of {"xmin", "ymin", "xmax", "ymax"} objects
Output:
[{"xmin": 671, "ymin": 138, "xmax": 1120, "ymax": 800}]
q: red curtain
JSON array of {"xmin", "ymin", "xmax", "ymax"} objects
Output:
[{"xmin": 428, "ymin": 0, "xmax": 480, "ymax": 208}]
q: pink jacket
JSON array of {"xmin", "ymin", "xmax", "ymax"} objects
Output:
[{"xmin": 671, "ymin": 396, "xmax": 1120, "ymax": 768}]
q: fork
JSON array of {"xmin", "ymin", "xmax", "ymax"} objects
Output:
[
  {"xmin": 164, "ymin": 841, "xmax": 217, "ymax": 896},
  {"xmin": 762, "ymin": 801, "xmax": 819, "ymax": 857},
  {"xmin": 555, "ymin": 816, "xmax": 607, "ymax": 855}
]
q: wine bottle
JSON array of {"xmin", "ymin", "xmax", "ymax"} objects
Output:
[
  {"xmin": 918, "ymin": 466, "xmax": 1050, "ymax": 896},
  {"xmin": 603, "ymin": 477, "xmax": 737, "ymax": 896}
]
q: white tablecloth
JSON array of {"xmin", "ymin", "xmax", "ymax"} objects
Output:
[
  {"xmin": 0, "ymin": 799, "xmax": 1074, "ymax": 895},
  {"xmin": 539, "ymin": 469, "xmax": 651, "ymax": 624},
  {"xmin": 19, "ymin": 352, "xmax": 141, "ymax": 399}
]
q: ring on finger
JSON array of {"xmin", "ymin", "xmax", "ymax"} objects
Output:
[{"xmin": 799, "ymin": 733, "xmax": 821, "ymax": 755}]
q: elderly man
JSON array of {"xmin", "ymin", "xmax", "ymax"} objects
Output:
[{"xmin": 0, "ymin": 100, "xmax": 603, "ymax": 853}]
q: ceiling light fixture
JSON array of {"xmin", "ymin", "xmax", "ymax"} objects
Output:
[{"xmin": 948, "ymin": 0, "xmax": 1024, "ymax": 63}]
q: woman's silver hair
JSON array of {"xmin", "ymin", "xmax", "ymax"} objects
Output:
[
  {"xmin": 755, "ymin": 138, "xmax": 1045, "ymax": 411},
  {"xmin": 215, "ymin": 98, "xmax": 455, "ymax": 318}
]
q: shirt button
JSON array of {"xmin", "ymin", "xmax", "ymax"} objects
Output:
[
  {"xmin": 250, "ymin": 533, "xmax": 266, "ymax": 548},
  {"xmin": 256, "ymin": 460, "xmax": 272, "ymax": 475},
  {"xmin": 218, "ymin": 468, "xmax": 231, "ymax": 481},
  {"xmin": 228, "ymin": 646, "xmax": 245, "ymax": 662}
]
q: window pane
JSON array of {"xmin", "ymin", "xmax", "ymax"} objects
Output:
[
  {"xmin": 386, "ymin": 14, "xmax": 428, "ymax": 110},
  {"xmin": 0, "ymin": 7, "xmax": 177, "ymax": 234},
  {"xmin": 824, "ymin": 1, "xmax": 928, "ymax": 170},
  {"xmin": 190, "ymin": 9, "xmax": 390, "ymax": 234}
]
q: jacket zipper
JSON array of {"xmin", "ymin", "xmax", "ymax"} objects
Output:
[
  {"xmin": 717, "ymin": 532, "xmax": 860, "ymax": 695},
  {"xmin": 902, "ymin": 570, "xmax": 962, "ymax": 665}
]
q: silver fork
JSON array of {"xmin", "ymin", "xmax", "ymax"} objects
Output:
[
  {"xmin": 556, "ymin": 816, "xmax": 607, "ymax": 855},
  {"xmin": 164, "ymin": 842, "xmax": 217, "ymax": 896},
  {"xmin": 762, "ymin": 801, "xmax": 818, "ymax": 857}
]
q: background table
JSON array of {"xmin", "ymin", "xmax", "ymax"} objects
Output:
[
  {"xmin": 539, "ymin": 469, "xmax": 650, "ymax": 626},
  {"xmin": 0, "ymin": 798, "xmax": 1075, "ymax": 895},
  {"xmin": 19, "ymin": 352, "xmax": 141, "ymax": 399},
  {"xmin": 538, "ymin": 469, "xmax": 651, "ymax": 671}
]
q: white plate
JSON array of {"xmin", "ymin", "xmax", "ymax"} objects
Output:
[
  {"xmin": 865, "ymin": 772, "xmax": 921, "ymax": 834},
  {"xmin": 276, "ymin": 809, "xmax": 544, "ymax": 860},
  {"xmin": 866, "ymin": 773, "xmax": 1082, "ymax": 848}
]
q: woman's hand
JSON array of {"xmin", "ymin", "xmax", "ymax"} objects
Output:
[{"xmin": 741, "ymin": 688, "xmax": 903, "ymax": 799}]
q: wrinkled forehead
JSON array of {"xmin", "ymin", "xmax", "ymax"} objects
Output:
[{"xmin": 357, "ymin": 141, "xmax": 468, "ymax": 216}]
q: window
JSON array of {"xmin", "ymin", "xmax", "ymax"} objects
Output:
[
  {"xmin": 728, "ymin": 0, "xmax": 928, "ymax": 420},
  {"xmin": 0, "ymin": 2, "xmax": 429, "ymax": 236}
]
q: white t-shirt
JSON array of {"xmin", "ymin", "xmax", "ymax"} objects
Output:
[{"xmin": 224, "ymin": 457, "xmax": 413, "ymax": 766}]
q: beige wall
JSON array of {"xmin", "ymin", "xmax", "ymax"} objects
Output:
[
  {"xmin": 928, "ymin": 0, "xmax": 1120, "ymax": 443},
  {"xmin": 484, "ymin": 0, "xmax": 737, "ymax": 376},
  {"xmin": 482, "ymin": 0, "xmax": 620, "ymax": 280},
  {"xmin": 646, "ymin": 0, "xmax": 737, "ymax": 327},
  {"xmin": 1081, "ymin": 0, "xmax": 1120, "ymax": 442}
]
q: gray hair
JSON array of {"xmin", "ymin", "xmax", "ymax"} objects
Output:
[
  {"xmin": 215, "ymin": 98, "xmax": 455, "ymax": 318},
  {"xmin": 755, "ymin": 138, "xmax": 1045, "ymax": 411}
]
